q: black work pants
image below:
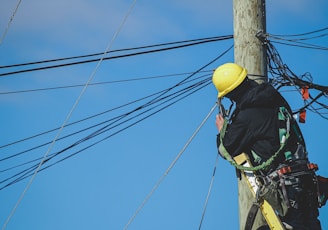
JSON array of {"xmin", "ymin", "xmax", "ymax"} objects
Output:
[{"xmin": 280, "ymin": 173, "xmax": 322, "ymax": 230}]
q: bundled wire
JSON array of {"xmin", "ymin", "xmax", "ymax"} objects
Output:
[
  {"xmin": 265, "ymin": 38, "xmax": 328, "ymax": 119},
  {"xmin": 0, "ymin": 74, "xmax": 211, "ymax": 190},
  {"xmin": 267, "ymin": 26, "xmax": 328, "ymax": 51},
  {"xmin": 0, "ymin": 35, "xmax": 232, "ymax": 77},
  {"xmin": 0, "ymin": 45, "xmax": 233, "ymax": 190}
]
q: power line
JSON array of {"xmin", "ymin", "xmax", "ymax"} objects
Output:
[
  {"xmin": 0, "ymin": 75, "xmax": 212, "ymax": 187},
  {"xmin": 0, "ymin": 45, "xmax": 233, "ymax": 190},
  {"xmin": 0, "ymin": 70, "xmax": 212, "ymax": 95},
  {"xmin": 0, "ymin": 35, "xmax": 232, "ymax": 77},
  {"xmin": 268, "ymin": 26, "xmax": 328, "ymax": 37},
  {"xmin": 0, "ymin": 73, "xmax": 210, "ymax": 152},
  {"xmin": 265, "ymin": 27, "xmax": 328, "ymax": 51},
  {"xmin": 265, "ymin": 39, "xmax": 328, "ymax": 120},
  {"xmin": 124, "ymin": 102, "xmax": 217, "ymax": 230},
  {"xmin": 270, "ymin": 33, "xmax": 328, "ymax": 42},
  {"xmin": 198, "ymin": 153, "xmax": 220, "ymax": 230},
  {"xmin": 1, "ymin": 36, "xmax": 232, "ymax": 69},
  {"xmin": 0, "ymin": 74, "xmax": 211, "ymax": 168},
  {"xmin": 0, "ymin": 76, "xmax": 212, "ymax": 190},
  {"xmin": 0, "ymin": 0, "xmax": 22, "ymax": 45},
  {"xmin": 271, "ymin": 40, "xmax": 328, "ymax": 51}
]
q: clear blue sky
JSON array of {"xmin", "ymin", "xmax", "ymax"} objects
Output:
[{"xmin": 1, "ymin": 1, "xmax": 327, "ymax": 229}]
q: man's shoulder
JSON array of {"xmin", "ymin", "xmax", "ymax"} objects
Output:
[{"xmin": 237, "ymin": 106, "xmax": 277, "ymax": 122}]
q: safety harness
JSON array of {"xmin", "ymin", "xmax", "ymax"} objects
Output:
[
  {"xmin": 218, "ymin": 101, "xmax": 327, "ymax": 230},
  {"xmin": 218, "ymin": 106, "xmax": 292, "ymax": 172}
]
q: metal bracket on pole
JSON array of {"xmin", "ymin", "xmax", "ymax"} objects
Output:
[{"xmin": 256, "ymin": 30, "xmax": 268, "ymax": 45}]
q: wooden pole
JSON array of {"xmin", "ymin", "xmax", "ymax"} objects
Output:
[
  {"xmin": 233, "ymin": 0, "xmax": 267, "ymax": 229},
  {"xmin": 233, "ymin": 0, "xmax": 267, "ymax": 84}
]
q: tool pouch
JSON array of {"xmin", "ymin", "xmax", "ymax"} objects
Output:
[
  {"xmin": 258, "ymin": 180, "xmax": 289, "ymax": 216},
  {"xmin": 317, "ymin": 175, "xmax": 328, "ymax": 207}
]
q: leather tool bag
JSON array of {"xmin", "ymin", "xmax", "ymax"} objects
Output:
[{"xmin": 258, "ymin": 179, "xmax": 289, "ymax": 216}]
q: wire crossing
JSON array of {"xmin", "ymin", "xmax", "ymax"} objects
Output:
[
  {"xmin": 1, "ymin": 1, "xmax": 138, "ymax": 229},
  {"xmin": 0, "ymin": 45, "xmax": 233, "ymax": 191},
  {"xmin": 0, "ymin": 26, "xmax": 327, "ymax": 229},
  {"xmin": 124, "ymin": 102, "xmax": 217, "ymax": 230}
]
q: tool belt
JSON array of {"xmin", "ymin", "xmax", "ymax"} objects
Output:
[
  {"xmin": 257, "ymin": 161, "xmax": 319, "ymax": 216},
  {"xmin": 268, "ymin": 161, "xmax": 318, "ymax": 179},
  {"xmin": 258, "ymin": 177, "xmax": 289, "ymax": 216},
  {"xmin": 271, "ymin": 162, "xmax": 328, "ymax": 208}
]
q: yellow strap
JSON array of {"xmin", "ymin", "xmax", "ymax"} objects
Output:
[
  {"xmin": 233, "ymin": 153, "xmax": 248, "ymax": 165},
  {"xmin": 234, "ymin": 153, "xmax": 285, "ymax": 230}
]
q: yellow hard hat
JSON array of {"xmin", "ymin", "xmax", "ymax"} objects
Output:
[{"xmin": 212, "ymin": 63, "xmax": 248, "ymax": 98}]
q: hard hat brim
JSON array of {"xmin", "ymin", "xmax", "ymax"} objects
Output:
[{"xmin": 215, "ymin": 67, "xmax": 247, "ymax": 98}]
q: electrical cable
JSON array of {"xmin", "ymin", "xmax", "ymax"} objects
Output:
[
  {"xmin": 0, "ymin": 75, "xmax": 211, "ymax": 184},
  {"xmin": 268, "ymin": 26, "xmax": 328, "ymax": 37},
  {"xmin": 0, "ymin": 82, "xmax": 177, "ymax": 149},
  {"xmin": 0, "ymin": 74, "xmax": 210, "ymax": 159},
  {"xmin": 0, "ymin": 77, "xmax": 212, "ymax": 188},
  {"xmin": 3, "ymin": 13, "xmax": 327, "ymax": 230},
  {"xmin": 268, "ymin": 43, "xmax": 324, "ymax": 91},
  {"xmin": 265, "ymin": 39, "xmax": 328, "ymax": 119},
  {"xmin": 270, "ymin": 33, "xmax": 328, "ymax": 42},
  {"xmin": 0, "ymin": 43, "xmax": 231, "ymax": 165},
  {"xmin": 0, "ymin": 45, "xmax": 233, "ymax": 191},
  {"xmin": 0, "ymin": 0, "xmax": 22, "ymax": 45},
  {"xmin": 198, "ymin": 153, "xmax": 220, "ymax": 230},
  {"xmin": 0, "ymin": 70, "xmax": 212, "ymax": 95},
  {"xmin": 123, "ymin": 102, "xmax": 217, "ymax": 230},
  {"xmin": 139, "ymin": 44, "xmax": 232, "ymax": 116},
  {"xmin": 271, "ymin": 40, "xmax": 328, "ymax": 51},
  {"xmin": 297, "ymin": 92, "xmax": 325, "ymax": 113},
  {"xmin": 0, "ymin": 36, "xmax": 232, "ymax": 77},
  {"xmin": 0, "ymin": 77, "xmax": 212, "ymax": 190},
  {"xmin": 1, "ymin": 36, "xmax": 232, "ymax": 69},
  {"xmin": 0, "ymin": 77, "xmax": 215, "ymax": 197},
  {"xmin": 266, "ymin": 27, "xmax": 328, "ymax": 51}
]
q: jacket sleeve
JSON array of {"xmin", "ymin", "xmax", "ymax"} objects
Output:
[{"xmin": 217, "ymin": 112, "xmax": 254, "ymax": 158}]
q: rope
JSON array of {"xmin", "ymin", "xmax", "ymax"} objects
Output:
[
  {"xmin": 198, "ymin": 153, "xmax": 219, "ymax": 230},
  {"xmin": 0, "ymin": 0, "xmax": 22, "ymax": 45},
  {"xmin": 1, "ymin": 1, "xmax": 137, "ymax": 229},
  {"xmin": 123, "ymin": 102, "xmax": 217, "ymax": 230}
]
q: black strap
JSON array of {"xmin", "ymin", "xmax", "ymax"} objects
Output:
[{"xmin": 244, "ymin": 203, "xmax": 259, "ymax": 230}]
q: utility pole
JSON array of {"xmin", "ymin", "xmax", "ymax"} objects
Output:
[{"xmin": 233, "ymin": 0, "xmax": 267, "ymax": 229}]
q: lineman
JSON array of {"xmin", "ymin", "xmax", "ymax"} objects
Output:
[{"xmin": 212, "ymin": 63, "xmax": 322, "ymax": 229}]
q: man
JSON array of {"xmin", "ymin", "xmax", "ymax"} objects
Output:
[{"xmin": 212, "ymin": 63, "xmax": 321, "ymax": 229}]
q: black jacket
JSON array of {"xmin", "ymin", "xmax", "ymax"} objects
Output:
[{"xmin": 217, "ymin": 81, "xmax": 303, "ymax": 166}]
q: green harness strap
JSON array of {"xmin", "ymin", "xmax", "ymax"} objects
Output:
[{"xmin": 219, "ymin": 107, "xmax": 291, "ymax": 171}]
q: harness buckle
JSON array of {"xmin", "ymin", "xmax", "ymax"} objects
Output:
[
  {"xmin": 278, "ymin": 166, "xmax": 291, "ymax": 175},
  {"xmin": 308, "ymin": 163, "xmax": 318, "ymax": 171}
]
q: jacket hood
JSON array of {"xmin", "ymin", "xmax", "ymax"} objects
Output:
[{"xmin": 237, "ymin": 82, "xmax": 281, "ymax": 109}]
